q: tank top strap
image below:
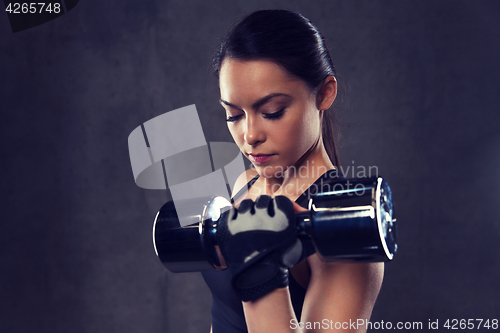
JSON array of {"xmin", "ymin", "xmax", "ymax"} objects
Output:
[{"xmin": 230, "ymin": 173, "xmax": 260, "ymax": 204}]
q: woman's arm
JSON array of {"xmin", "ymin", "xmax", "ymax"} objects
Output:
[
  {"xmin": 243, "ymin": 287, "xmax": 298, "ymax": 333},
  {"xmin": 241, "ymin": 260, "xmax": 383, "ymax": 333},
  {"xmin": 301, "ymin": 257, "xmax": 384, "ymax": 333},
  {"xmin": 240, "ymin": 202, "xmax": 384, "ymax": 333}
]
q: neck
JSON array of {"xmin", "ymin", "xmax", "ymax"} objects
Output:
[{"xmin": 262, "ymin": 136, "xmax": 335, "ymax": 196}]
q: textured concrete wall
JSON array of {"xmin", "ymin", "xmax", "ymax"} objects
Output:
[{"xmin": 1, "ymin": 1, "xmax": 499, "ymax": 332}]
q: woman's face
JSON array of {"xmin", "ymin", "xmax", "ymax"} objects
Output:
[{"xmin": 219, "ymin": 59, "xmax": 322, "ymax": 178}]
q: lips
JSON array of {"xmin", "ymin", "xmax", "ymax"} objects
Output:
[{"xmin": 248, "ymin": 153, "xmax": 275, "ymax": 164}]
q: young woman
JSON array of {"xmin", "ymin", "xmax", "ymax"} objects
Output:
[{"xmin": 202, "ymin": 10, "xmax": 384, "ymax": 332}]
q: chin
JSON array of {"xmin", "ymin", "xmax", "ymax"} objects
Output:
[{"xmin": 253, "ymin": 164, "xmax": 287, "ymax": 179}]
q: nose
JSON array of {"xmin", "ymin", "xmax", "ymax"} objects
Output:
[{"xmin": 244, "ymin": 114, "xmax": 266, "ymax": 146}]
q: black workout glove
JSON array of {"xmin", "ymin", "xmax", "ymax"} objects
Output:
[{"xmin": 216, "ymin": 195, "xmax": 304, "ymax": 302}]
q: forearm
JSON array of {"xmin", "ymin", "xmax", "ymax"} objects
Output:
[
  {"xmin": 243, "ymin": 287, "xmax": 301, "ymax": 333},
  {"xmin": 301, "ymin": 260, "xmax": 384, "ymax": 333}
]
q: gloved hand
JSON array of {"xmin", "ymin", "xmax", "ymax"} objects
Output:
[{"xmin": 216, "ymin": 195, "xmax": 305, "ymax": 301}]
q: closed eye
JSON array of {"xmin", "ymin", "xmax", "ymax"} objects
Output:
[
  {"xmin": 225, "ymin": 108, "xmax": 285, "ymax": 122},
  {"xmin": 262, "ymin": 108, "xmax": 285, "ymax": 120},
  {"xmin": 226, "ymin": 114, "xmax": 243, "ymax": 122}
]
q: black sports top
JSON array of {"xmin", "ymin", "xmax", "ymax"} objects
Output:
[{"xmin": 201, "ymin": 169, "xmax": 344, "ymax": 333}]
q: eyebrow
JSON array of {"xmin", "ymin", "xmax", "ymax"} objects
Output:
[{"xmin": 219, "ymin": 93, "xmax": 291, "ymax": 111}]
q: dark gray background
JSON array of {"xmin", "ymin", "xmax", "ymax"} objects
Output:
[{"xmin": 1, "ymin": 1, "xmax": 499, "ymax": 332}]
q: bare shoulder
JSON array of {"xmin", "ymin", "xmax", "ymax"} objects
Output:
[{"xmin": 231, "ymin": 168, "xmax": 259, "ymax": 197}]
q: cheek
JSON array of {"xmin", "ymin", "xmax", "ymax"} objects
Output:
[
  {"xmin": 280, "ymin": 111, "xmax": 319, "ymax": 149},
  {"xmin": 228, "ymin": 125, "xmax": 244, "ymax": 147},
  {"xmin": 302, "ymin": 106, "xmax": 322, "ymax": 132}
]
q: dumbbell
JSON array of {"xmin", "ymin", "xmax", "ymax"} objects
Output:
[{"xmin": 153, "ymin": 176, "xmax": 397, "ymax": 273}]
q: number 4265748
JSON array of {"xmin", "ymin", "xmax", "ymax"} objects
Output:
[
  {"xmin": 444, "ymin": 319, "xmax": 498, "ymax": 330},
  {"xmin": 5, "ymin": 3, "xmax": 62, "ymax": 14}
]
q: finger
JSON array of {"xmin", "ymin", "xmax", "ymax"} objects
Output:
[
  {"xmin": 274, "ymin": 196, "xmax": 294, "ymax": 213},
  {"xmin": 273, "ymin": 196, "xmax": 295, "ymax": 222},
  {"xmin": 238, "ymin": 199, "xmax": 254, "ymax": 214},
  {"xmin": 255, "ymin": 195, "xmax": 272, "ymax": 210}
]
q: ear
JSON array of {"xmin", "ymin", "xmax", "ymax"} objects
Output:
[{"xmin": 316, "ymin": 76, "xmax": 337, "ymax": 110}]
